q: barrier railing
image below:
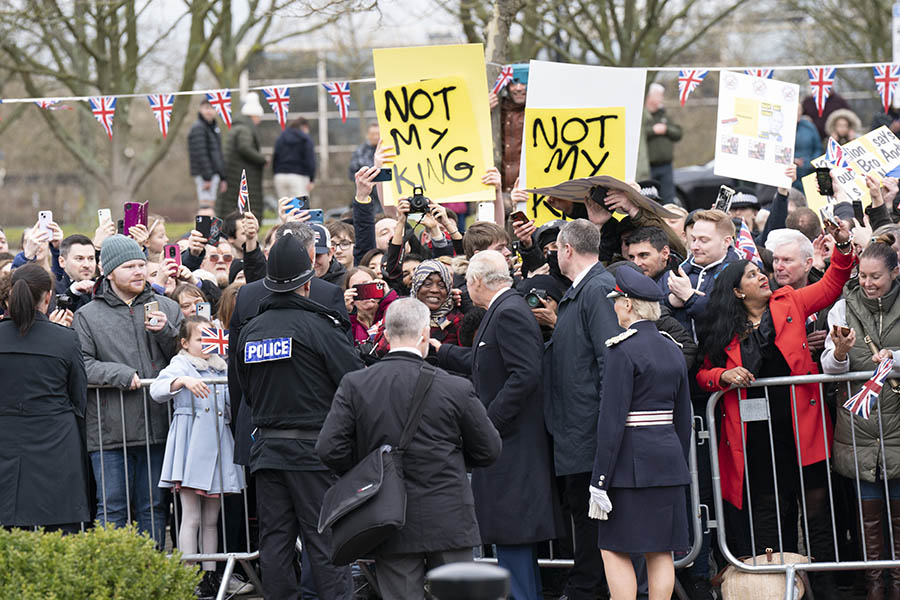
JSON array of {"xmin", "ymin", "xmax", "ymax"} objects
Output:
[{"xmin": 706, "ymin": 371, "xmax": 900, "ymax": 600}]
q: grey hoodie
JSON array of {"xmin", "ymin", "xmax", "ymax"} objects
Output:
[{"xmin": 72, "ymin": 278, "xmax": 183, "ymax": 451}]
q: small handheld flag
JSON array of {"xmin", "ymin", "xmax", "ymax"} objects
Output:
[
  {"xmin": 262, "ymin": 87, "xmax": 290, "ymax": 129},
  {"xmin": 873, "ymin": 64, "xmax": 900, "ymax": 113},
  {"xmin": 826, "ymin": 138, "xmax": 851, "ymax": 169},
  {"xmin": 206, "ymin": 90, "xmax": 232, "ymax": 129},
  {"xmin": 843, "ymin": 358, "xmax": 894, "ymax": 419},
  {"xmin": 807, "ymin": 67, "xmax": 836, "ymax": 118},
  {"xmin": 744, "ymin": 69, "xmax": 774, "ymax": 79},
  {"xmin": 491, "ymin": 66, "xmax": 515, "ymax": 94},
  {"xmin": 238, "ymin": 169, "xmax": 249, "ymax": 214},
  {"xmin": 736, "ymin": 218, "xmax": 763, "ymax": 267},
  {"xmin": 147, "ymin": 94, "xmax": 174, "ymax": 138},
  {"xmin": 88, "ymin": 96, "xmax": 117, "ymax": 140},
  {"xmin": 677, "ymin": 69, "xmax": 708, "ymax": 107},
  {"xmin": 200, "ymin": 327, "xmax": 229, "ymax": 356},
  {"xmin": 322, "ymin": 82, "xmax": 351, "ymax": 123}
]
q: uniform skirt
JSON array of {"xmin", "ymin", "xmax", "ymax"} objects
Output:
[{"xmin": 597, "ymin": 485, "xmax": 689, "ymax": 554}]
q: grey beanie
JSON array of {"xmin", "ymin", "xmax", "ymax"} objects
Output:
[{"xmin": 100, "ymin": 235, "xmax": 146, "ymax": 276}]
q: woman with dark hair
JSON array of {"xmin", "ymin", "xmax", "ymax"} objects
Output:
[
  {"xmin": 822, "ymin": 234, "xmax": 900, "ymax": 598},
  {"xmin": 696, "ymin": 221, "xmax": 853, "ymax": 589},
  {"xmin": 0, "ymin": 263, "xmax": 90, "ymax": 530}
]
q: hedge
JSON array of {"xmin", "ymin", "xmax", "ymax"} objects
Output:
[{"xmin": 0, "ymin": 523, "xmax": 201, "ymax": 599}]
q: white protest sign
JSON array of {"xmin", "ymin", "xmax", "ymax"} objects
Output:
[
  {"xmin": 714, "ymin": 71, "xmax": 799, "ymax": 188},
  {"xmin": 842, "ymin": 125, "xmax": 900, "ymax": 179}
]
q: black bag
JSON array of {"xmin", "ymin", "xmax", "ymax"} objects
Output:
[{"xmin": 317, "ymin": 362, "xmax": 436, "ymax": 565}]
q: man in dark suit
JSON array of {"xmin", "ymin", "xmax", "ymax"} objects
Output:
[
  {"xmin": 434, "ymin": 250, "xmax": 560, "ymax": 600},
  {"xmin": 318, "ymin": 298, "xmax": 501, "ymax": 600}
]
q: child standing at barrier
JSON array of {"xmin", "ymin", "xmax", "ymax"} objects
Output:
[{"xmin": 150, "ymin": 315, "xmax": 245, "ymax": 597}]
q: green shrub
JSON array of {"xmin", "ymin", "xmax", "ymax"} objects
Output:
[{"xmin": 0, "ymin": 523, "xmax": 201, "ymax": 599}]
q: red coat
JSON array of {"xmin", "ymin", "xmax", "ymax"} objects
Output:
[{"xmin": 696, "ymin": 248, "xmax": 854, "ymax": 509}]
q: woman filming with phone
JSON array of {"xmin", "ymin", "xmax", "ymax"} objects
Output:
[{"xmin": 343, "ymin": 266, "xmax": 397, "ymax": 344}]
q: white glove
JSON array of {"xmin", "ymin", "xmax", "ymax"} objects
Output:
[{"xmin": 588, "ymin": 485, "xmax": 612, "ymax": 520}]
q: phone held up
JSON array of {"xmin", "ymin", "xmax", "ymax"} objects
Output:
[
  {"xmin": 354, "ymin": 282, "xmax": 386, "ymax": 300},
  {"xmin": 510, "ymin": 210, "xmax": 529, "ymax": 225},
  {"xmin": 713, "ymin": 185, "xmax": 736, "ymax": 213},
  {"xmin": 163, "ymin": 244, "xmax": 182, "ymax": 267},
  {"xmin": 196, "ymin": 302, "xmax": 211, "ymax": 320},
  {"xmin": 37, "ymin": 210, "xmax": 53, "ymax": 236},
  {"xmin": 144, "ymin": 300, "xmax": 160, "ymax": 326},
  {"xmin": 815, "ymin": 167, "xmax": 835, "ymax": 197}
]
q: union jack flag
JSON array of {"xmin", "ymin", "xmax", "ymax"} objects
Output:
[
  {"xmin": 745, "ymin": 69, "xmax": 774, "ymax": 79},
  {"xmin": 736, "ymin": 218, "xmax": 763, "ymax": 267},
  {"xmin": 491, "ymin": 65, "xmax": 515, "ymax": 94},
  {"xmin": 147, "ymin": 94, "xmax": 174, "ymax": 138},
  {"xmin": 322, "ymin": 81, "xmax": 351, "ymax": 122},
  {"xmin": 206, "ymin": 89, "xmax": 232, "ymax": 129},
  {"xmin": 88, "ymin": 96, "xmax": 117, "ymax": 140},
  {"xmin": 874, "ymin": 64, "xmax": 900, "ymax": 113},
  {"xmin": 807, "ymin": 67, "xmax": 836, "ymax": 118},
  {"xmin": 826, "ymin": 137, "xmax": 851, "ymax": 169},
  {"xmin": 806, "ymin": 313, "xmax": 818, "ymax": 325},
  {"xmin": 237, "ymin": 169, "xmax": 249, "ymax": 214},
  {"xmin": 843, "ymin": 357, "xmax": 894, "ymax": 419},
  {"xmin": 35, "ymin": 99, "xmax": 72, "ymax": 111},
  {"xmin": 677, "ymin": 69, "xmax": 708, "ymax": 107},
  {"xmin": 200, "ymin": 327, "xmax": 229, "ymax": 356},
  {"xmin": 262, "ymin": 87, "xmax": 290, "ymax": 129}
]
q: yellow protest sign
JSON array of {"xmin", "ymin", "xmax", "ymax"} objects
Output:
[
  {"xmin": 373, "ymin": 44, "xmax": 494, "ymax": 205},
  {"xmin": 523, "ymin": 107, "xmax": 626, "ymax": 225},
  {"xmin": 373, "ymin": 77, "xmax": 488, "ymax": 203},
  {"xmin": 842, "ymin": 126, "xmax": 900, "ymax": 180},
  {"xmin": 803, "ymin": 154, "xmax": 871, "ymax": 215}
]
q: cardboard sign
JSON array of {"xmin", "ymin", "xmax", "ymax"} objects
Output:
[
  {"xmin": 842, "ymin": 126, "xmax": 900, "ymax": 180},
  {"xmin": 802, "ymin": 154, "xmax": 871, "ymax": 214},
  {"xmin": 714, "ymin": 71, "xmax": 799, "ymax": 188},
  {"xmin": 373, "ymin": 76, "xmax": 488, "ymax": 202},
  {"xmin": 519, "ymin": 61, "xmax": 646, "ymax": 225},
  {"xmin": 373, "ymin": 43, "xmax": 494, "ymax": 205}
]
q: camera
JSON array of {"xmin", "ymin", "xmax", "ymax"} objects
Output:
[
  {"xmin": 524, "ymin": 288, "xmax": 548, "ymax": 308},
  {"xmin": 409, "ymin": 186, "xmax": 430, "ymax": 214},
  {"xmin": 56, "ymin": 294, "xmax": 74, "ymax": 312},
  {"xmin": 589, "ymin": 186, "xmax": 609, "ymax": 207}
]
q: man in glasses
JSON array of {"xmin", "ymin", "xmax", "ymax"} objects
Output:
[
  {"xmin": 199, "ymin": 239, "xmax": 235, "ymax": 288},
  {"xmin": 310, "ymin": 223, "xmax": 347, "ymax": 286}
]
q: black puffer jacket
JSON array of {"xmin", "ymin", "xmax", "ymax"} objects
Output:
[{"xmin": 187, "ymin": 114, "xmax": 225, "ymax": 180}]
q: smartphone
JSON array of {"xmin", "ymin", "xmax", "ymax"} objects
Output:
[
  {"xmin": 195, "ymin": 215, "xmax": 212, "ymax": 239},
  {"xmin": 308, "ymin": 209, "xmax": 324, "ymax": 224},
  {"xmin": 123, "ymin": 201, "xmax": 147, "ymax": 236},
  {"xmin": 37, "ymin": 210, "xmax": 53, "ymax": 236},
  {"xmin": 714, "ymin": 185, "xmax": 736, "ymax": 213},
  {"xmin": 116, "ymin": 219, "xmax": 124, "ymax": 235},
  {"xmin": 354, "ymin": 282, "xmax": 386, "ymax": 300},
  {"xmin": 832, "ymin": 324, "xmax": 851, "ymax": 337},
  {"xmin": 144, "ymin": 300, "xmax": 159, "ymax": 324},
  {"xmin": 196, "ymin": 302, "xmax": 211, "ymax": 320},
  {"xmin": 589, "ymin": 186, "xmax": 609, "ymax": 207},
  {"xmin": 477, "ymin": 202, "xmax": 495, "ymax": 223},
  {"xmin": 163, "ymin": 244, "xmax": 182, "ymax": 267},
  {"xmin": 816, "ymin": 167, "xmax": 835, "ymax": 197},
  {"xmin": 819, "ymin": 204, "xmax": 840, "ymax": 229},
  {"xmin": 98, "ymin": 208, "xmax": 112, "ymax": 225},
  {"xmin": 510, "ymin": 210, "xmax": 529, "ymax": 225},
  {"xmin": 287, "ymin": 196, "xmax": 310, "ymax": 212},
  {"xmin": 373, "ymin": 168, "xmax": 392, "ymax": 182},
  {"xmin": 853, "ymin": 200, "xmax": 865, "ymax": 225},
  {"xmin": 209, "ymin": 217, "xmax": 224, "ymax": 244}
]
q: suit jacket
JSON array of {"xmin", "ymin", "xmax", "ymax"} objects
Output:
[
  {"xmin": 437, "ymin": 289, "xmax": 563, "ymax": 544},
  {"xmin": 317, "ymin": 352, "xmax": 501, "ymax": 554},
  {"xmin": 228, "ymin": 277, "xmax": 350, "ymax": 466}
]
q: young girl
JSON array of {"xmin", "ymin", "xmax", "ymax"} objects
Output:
[{"xmin": 150, "ymin": 316, "xmax": 245, "ymax": 594}]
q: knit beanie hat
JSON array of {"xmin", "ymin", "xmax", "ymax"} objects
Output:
[{"xmin": 100, "ymin": 235, "xmax": 146, "ymax": 276}]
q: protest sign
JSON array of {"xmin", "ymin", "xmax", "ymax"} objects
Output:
[
  {"xmin": 373, "ymin": 76, "xmax": 488, "ymax": 202},
  {"xmin": 373, "ymin": 43, "xmax": 493, "ymax": 205},
  {"xmin": 842, "ymin": 126, "xmax": 900, "ymax": 180},
  {"xmin": 802, "ymin": 154, "xmax": 871, "ymax": 214},
  {"xmin": 519, "ymin": 61, "xmax": 646, "ymax": 225},
  {"xmin": 714, "ymin": 71, "xmax": 799, "ymax": 189}
]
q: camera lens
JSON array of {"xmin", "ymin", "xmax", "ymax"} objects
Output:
[{"xmin": 524, "ymin": 293, "xmax": 539, "ymax": 308}]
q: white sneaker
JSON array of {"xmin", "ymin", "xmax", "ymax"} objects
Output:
[{"xmin": 226, "ymin": 573, "xmax": 255, "ymax": 595}]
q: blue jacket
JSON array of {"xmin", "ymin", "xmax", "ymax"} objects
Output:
[
  {"xmin": 794, "ymin": 118, "xmax": 823, "ymax": 188},
  {"xmin": 544, "ymin": 262, "xmax": 622, "ymax": 476},
  {"xmin": 272, "ymin": 127, "xmax": 316, "ymax": 180},
  {"xmin": 659, "ymin": 247, "xmax": 741, "ymax": 336}
]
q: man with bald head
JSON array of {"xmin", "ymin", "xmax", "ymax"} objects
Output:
[{"xmin": 434, "ymin": 250, "xmax": 559, "ymax": 600}]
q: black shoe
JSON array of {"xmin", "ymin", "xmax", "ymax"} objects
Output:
[{"xmin": 196, "ymin": 570, "xmax": 222, "ymax": 599}]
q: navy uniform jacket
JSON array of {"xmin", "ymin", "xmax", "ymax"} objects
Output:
[{"xmin": 591, "ymin": 320, "xmax": 691, "ymax": 491}]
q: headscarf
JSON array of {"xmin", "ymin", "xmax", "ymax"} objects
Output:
[{"xmin": 410, "ymin": 259, "xmax": 454, "ymax": 326}]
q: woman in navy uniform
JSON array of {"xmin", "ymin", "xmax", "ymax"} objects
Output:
[{"xmin": 588, "ymin": 267, "xmax": 692, "ymax": 600}]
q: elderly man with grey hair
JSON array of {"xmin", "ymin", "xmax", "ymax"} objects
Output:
[
  {"xmin": 434, "ymin": 250, "xmax": 561, "ymax": 600},
  {"xmin": 319, "ymin": 298, "xmax": 501, "ymax": 600}
]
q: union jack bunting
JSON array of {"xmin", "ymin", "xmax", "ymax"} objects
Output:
[
  {"xmin": 744, "ymin": 69, "xmax": 774, "ymax": 79},
  {"xmin": 807, "ymin": 67, "xmax": 836, "ymax": 118},
  {"xmin": 35, "ymin": 99, "xmax": 72, "ymax": 111},
  {"xmin": 322, "ymin": 81, "xmax": 351, "ymax": 122},
  {"xmin": 873, "ymin": 64, "xmax": 900, "ymax": 113},
  {"xmin": 147, "ymin": 94, "xmax": 174, "ymax": 138},
  {"xmin": 262, "ymin": 87, "xmax": 290, "ymax": 129},
  {"xmin": 206, "ymin": 90, "xmax": 232, "ymax": 129},
  {"xmin": 200, "ymin": 327, "xmax": 229, "ymax": 356},
  {"xmin": 677, "ymin": 69, "xmax": 708, "ymax": 107},
  {"xmin": 736, "ymin": 219, "xmax": 763, "ymax": 267},
  {"xmin": 491, "ymin": 65, "xmax": 515, "ymax": 94},
  {"xmin": 843, "ymin": 358, "xmax": 894, "ymax": 419},
  {"xmin": 237, "ymin": 169, "xmax": 249, "ymax": 214},
  {"xmin": 88, "ymin": 96, "xmax": 117, "ymax": 140}
]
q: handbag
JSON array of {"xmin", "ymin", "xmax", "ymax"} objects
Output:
[{"xmin": 317, "ymin": 362, "xmax": 436, "ymax": 565}]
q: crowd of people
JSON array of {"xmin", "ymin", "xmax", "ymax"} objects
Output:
[{"xmin": 4, "ymin": 81, "xmax": 900, "ymax": 600}]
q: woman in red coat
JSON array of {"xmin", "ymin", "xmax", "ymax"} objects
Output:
[{"xmin": 696, "ymin": 222, "xmax": 853, "ymax": 577}]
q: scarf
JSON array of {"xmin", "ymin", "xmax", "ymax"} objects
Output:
[
  {"xmin": 180, "ymin": 349, "xmax": 227, "ymax": 374},
  {"xmin": 410, "ymin": 259, "xmax": 454, "ymax": 327}
]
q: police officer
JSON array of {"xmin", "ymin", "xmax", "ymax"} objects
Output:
[
  {"xmin": 587, "ymin": 266, "xmax": 692, "ymax": 600},
  {"xmin": 236, "ymin": 232, "xmax": 364, "ymax": 600}
]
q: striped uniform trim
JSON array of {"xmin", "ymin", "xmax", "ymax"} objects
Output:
[{"xmin": 625, "ymin": 410, "xmax": 674, "ymax": 427}]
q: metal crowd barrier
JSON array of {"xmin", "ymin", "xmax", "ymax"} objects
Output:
[{"xmin": 706, "ymin": 371, "xmax": 900, "ymax": 600}]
